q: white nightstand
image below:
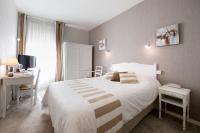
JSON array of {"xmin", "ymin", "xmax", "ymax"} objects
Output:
[{"xmin": 158, "ymin": 85, "xmax": 191, "ymax": 131}]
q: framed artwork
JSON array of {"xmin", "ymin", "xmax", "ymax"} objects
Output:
[
  {"xmin": 98, "ymin": 39, "xmax": 106, "ymax": 50},
  {"xmin": 156, "ymin": 24, "xmax": 179, "ymax": 47}
]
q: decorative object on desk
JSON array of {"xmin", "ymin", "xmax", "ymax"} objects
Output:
[
  {"xmin": 0, "ymin": 57, "xmax": 19, "ymax": 77},
  {"xmin": 98, "ymin": 39, "xmax": 106, "ymax": 50},
  {"xmin": 16, "ymin": 64, "xmax": 23, "ymax": 72},
  {"xmin": 156, "ymin": 24, "xmax": 179, "ymax": 47}
]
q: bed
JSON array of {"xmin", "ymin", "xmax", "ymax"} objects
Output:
[{"xmin": 42, "ymin": 62, "xmax": 161, "ymax": 133}]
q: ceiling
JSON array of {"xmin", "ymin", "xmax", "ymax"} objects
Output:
[{"xmin": 14, "ymin": 0, "xmax": 144, "ymax": 30}]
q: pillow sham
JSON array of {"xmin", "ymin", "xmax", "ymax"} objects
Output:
[
  {"xmin": 111, "ymin": 72, "xmax": 127, "ymax": 82},
  {"xmin": 119, "ymin": 72, "xmax": 138, "ymax": 83}
]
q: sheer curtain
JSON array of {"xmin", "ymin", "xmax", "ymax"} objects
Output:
[{"xmin": 25, "ymin": 17, "xmax": 56, "ymax": 89}]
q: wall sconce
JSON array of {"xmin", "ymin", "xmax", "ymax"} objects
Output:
[
  {"xmin": 105, "ymin": 50, "xmax": 111, "ymax": 54},
  {"xmin": 17, "ymin": 38, "xmax": 20, "ymax": 42},
  {"xmin": 145, "ymin": 42, "xmax": 152, "ymax": 49},
  {"xmin": 105, "ymin": 50, "xmax": 111, "ymax": 58}
]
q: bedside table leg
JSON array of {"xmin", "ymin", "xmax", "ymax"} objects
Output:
[
  {"xmin": 187, "ymin": 95, "xmax": 190, "ymax": 122},
  {"xmin": 187, "ymin": 105, "xmax": 190, "ymax": 121},
  {"xmin": 183, "ymin": 107, "xmax": 186, "ymax": 131},
  {"xmin": 164, "ymin": 103, "xmax": 167, "ymax": 113},
  {"xmin": 159, "ymin": 95, "xmax": 161, "ymax": 119}
]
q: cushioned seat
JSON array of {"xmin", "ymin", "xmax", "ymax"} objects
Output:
[{"xmin": 19, "ymin": 84, "xmax": 30, "ymax": 90}]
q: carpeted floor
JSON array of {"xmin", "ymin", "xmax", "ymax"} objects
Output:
[{"xmin": 0, "ymin": 96, "xmax": 200, "ymax": 133}]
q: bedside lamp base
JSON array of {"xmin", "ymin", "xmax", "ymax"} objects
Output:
[{"xmin": 8, "ymin": 72, "xmax": 14, "ymax": 77}]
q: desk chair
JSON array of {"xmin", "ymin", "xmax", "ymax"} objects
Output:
[{"xmin": 17, "ymin": 69, "xmax": 40, "ymax": 105}]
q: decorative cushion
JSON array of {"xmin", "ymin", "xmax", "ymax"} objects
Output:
[
  {"xmin": 119, "ymin": 72, "xmax": 138, "ymax": 83},
  {"xmin": 111, "ymin": 72, "xmax": 127, "ymax": 82}
]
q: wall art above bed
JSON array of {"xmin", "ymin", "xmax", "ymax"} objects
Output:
[{"xmin": 156, "ymin": 24, "xmax": 179, "ymax": 47}]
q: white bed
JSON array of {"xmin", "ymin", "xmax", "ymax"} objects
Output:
[{"xmin": 42, "ymin": 62, "xmax": 161, "ymax": 133}]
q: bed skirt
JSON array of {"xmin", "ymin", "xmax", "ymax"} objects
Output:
[{"xmin": 122, "ymin": 100, "xmax": 158, "ymax": 133}]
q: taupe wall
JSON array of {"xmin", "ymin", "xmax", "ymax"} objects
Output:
[
  {"xmin": 0, "ymin": 0, "xmax": 18, "ymax": 58},
  {"xmin": 90, "ymin": 0, "xmax": 200, "ymax": 121},
  {"xmin": 64, "ymin": 26, "xmax": 89, "ymax": 44}
]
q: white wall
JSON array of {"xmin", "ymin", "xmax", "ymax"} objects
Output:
[
  {"xmin": 0, "ymin": 0, "xmax": 18, "ymax": 58},
  {"xmin": 0, "ymin": 0, "xmax": 18, "ymax": 110}
]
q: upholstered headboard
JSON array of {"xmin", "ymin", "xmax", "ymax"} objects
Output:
[{"xmin": 111, "ymin": 62, "xmax": 161, "ymax": 79}]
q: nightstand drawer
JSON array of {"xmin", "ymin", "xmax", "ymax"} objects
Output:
[{"xmin": 159, "ymin": 89, "xmax": 184, "ymax": 99}]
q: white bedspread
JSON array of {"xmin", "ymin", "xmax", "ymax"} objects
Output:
[{"xmin": 42, "ymin": 77, "xmax": 160, "ymax": 133}]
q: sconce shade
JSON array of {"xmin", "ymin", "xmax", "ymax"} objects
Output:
[
  {"xmin": 145, "ymin": 44, "xmax": 151, "ymax": 49},
  {"xmin": 0, "ymin": 57, "xmax": 19, "ymax": 66}
]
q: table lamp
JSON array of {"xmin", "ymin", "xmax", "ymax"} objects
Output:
[{"xmin": 0, "ymin": 57, "xmax": 19, "ymax": 77}]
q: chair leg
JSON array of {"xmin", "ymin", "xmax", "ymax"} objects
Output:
[
  {"xmin": 16, "ymin": 87, "xmax": 20, "ymax": 105},
  {"xmin": 30, "ymin": 86, "xmax": 34, "ymax": 107},
  {"xmin": 34, "ymin": 89, "xmax": 37, "ymax": 105}
]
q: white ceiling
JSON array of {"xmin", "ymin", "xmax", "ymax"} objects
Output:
[{"xmin": 14, "ymin": 0, "xmax": 144, "ymax": 30}]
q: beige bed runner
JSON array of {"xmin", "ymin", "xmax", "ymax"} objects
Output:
[{"xmin": 68, "ymin": 80, "xmax": 123, "ymax": 133}]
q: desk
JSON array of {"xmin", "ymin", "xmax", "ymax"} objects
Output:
[{"xmin": 0, "ymin": 73, "xmax": 34, "ymax": 118}]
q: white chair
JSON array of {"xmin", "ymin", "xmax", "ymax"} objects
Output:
[
  {"xmin": 17, "ymin": 69, "xmax": 40, "ymax": 105},
  {"xmin": 94, "ymin": 66, "xmax": 103, "ymax": 77},
  {"xmin": 88, "ymin": 66, "xmax": 103, "ymax": 77}
]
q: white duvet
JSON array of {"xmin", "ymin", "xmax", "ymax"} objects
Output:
[{"xmin": 42, "ymin": 77, "xmax": 160, "ymax": 133}]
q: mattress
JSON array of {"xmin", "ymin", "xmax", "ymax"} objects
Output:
[{"xmin": 42, "ymin": 77, "xmax": 160, "ymax": 133}]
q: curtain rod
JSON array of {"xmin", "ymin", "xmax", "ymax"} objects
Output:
[{"xmin": 26, "ymin": 15, "xmax": 56, "ymax": 23}]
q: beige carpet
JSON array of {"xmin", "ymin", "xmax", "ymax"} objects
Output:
[{"xmin": 0, "ymin": 96, "xmax": 200, "ymax": 133}]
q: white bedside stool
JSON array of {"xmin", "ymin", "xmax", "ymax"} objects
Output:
[{"xmin": 158, "ymin": 85, "xmax": 191, "ymax": 131}]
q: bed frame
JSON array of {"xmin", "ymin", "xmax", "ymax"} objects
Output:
[
  {"xmin": 111, "ymin": 62, "xmax": 161, "ymax": 132},
  {"xmin": 122, "ymin": 100, "xmax": 158, "ymax": 132}
]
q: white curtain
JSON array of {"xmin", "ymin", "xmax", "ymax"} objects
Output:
[{"xmin": 25, "ymin": 17, "xmax": 56, "ymax": 90}]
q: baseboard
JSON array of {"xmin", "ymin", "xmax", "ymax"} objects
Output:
[{"xmin": 164, "ymin": 110, "xmax": 200, "ymax": 127}]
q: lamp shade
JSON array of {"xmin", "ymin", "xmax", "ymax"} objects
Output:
[{"xmin": 0, "ymin": 57, "xmax": 19, "ymax": 66}]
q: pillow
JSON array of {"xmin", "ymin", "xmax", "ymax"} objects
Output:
[
  {"xmin": 119, "ymin": 72, "xmax": 138, "ymax": 83},
  {"xmin": 103, "ymin": 72, "xmax": 114, "ymax": 80},
  {"xmin": 111, "ymin": 72, "xmax": 127, "ymax": 82}
]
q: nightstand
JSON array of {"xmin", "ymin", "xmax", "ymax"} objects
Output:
[{"xmin": 158, "ymin": 85, "xmax": 191, "ymax": 131}]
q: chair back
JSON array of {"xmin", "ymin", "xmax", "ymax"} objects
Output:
[
  {"xmin": 94, "ymin": 66, "xmax": 103, "ymax": 77},
  {"xmin": 33, "ymin": 69, "xmax": 40, "ymax": 90}
]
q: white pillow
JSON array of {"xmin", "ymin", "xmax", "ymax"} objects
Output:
[{"xmin": 102, "ymin": 72, "xmax": 114, "ymax": 80}]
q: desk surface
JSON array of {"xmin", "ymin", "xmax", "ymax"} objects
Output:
[{"xmin": 0, "ymin": 72, "xmax": 33, "ymax": 79}]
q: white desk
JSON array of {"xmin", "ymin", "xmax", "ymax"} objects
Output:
[{"xmin": 0, "ymin": 73, "xmax": 34, "ymax": 118}]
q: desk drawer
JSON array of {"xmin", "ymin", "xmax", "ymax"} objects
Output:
[{"xmin": 3, "ymin": 77, "xmax": 34, "ymax": 85}]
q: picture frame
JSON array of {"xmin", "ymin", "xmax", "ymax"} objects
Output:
[
  {"xmin": 98, "ymin": 39, "xmax": 106, "ymax": 50},
  {"xmin": 156, "ymin": 24, "xmax": 179, "ymax": 47}
]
